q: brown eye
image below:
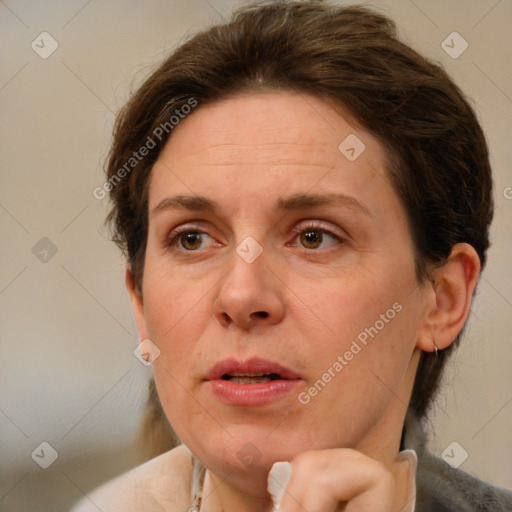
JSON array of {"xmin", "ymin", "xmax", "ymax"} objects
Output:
[
  {"xmin": 180, "ymin": 232, "xmax": 204, "ymax": 250},
  {"xmin": 291, "ymin": 226, "xmax": 342, "ymax": 250},
  {"xmin": 300, "ymin": 229, "xmax": 323, "ymax": 249}
]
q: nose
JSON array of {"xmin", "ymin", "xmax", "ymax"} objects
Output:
[{"xmin": 213, "ymin": 250, "xmax": 285, "ymax": 330}]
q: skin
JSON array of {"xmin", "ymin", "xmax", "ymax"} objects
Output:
[{"xmin": 126, "ymin": 92, "xmax": 480, "ymax": 512}]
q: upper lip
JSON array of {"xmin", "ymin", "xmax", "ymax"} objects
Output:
[{"xmin": 205, "ymin": 357, "xmax": 301, "ymax": 381}]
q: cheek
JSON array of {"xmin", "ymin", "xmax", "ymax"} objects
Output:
[
  {"xmin": 294, "ymin": 269, "xmax": 399, "ymax": 341},
  {"xmin": 292, "ymin": 263, "xmax": 419, "ymax": 391},
  {"xmin": 144, "ymin": 280, "xmax": 211, "ymax": 433},
  {"xmin": 141, "ymin": 268, "xmax": 212, "ymax": 365}
]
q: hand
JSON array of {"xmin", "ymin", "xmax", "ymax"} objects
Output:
[{"xmin": 268, "ymin": 449, "xmax": 413, "ymax": 512}]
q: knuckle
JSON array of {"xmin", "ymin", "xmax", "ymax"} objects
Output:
[
  {"xmin": 369, "ymin": 460, "xmax": 395, "ymax": 487},
  {"xmin": 291, "ymin": 449, "xmax": 322, "ymax": 474}
]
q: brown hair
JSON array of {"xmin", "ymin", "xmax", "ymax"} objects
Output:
[{"xmin": 105, "ymin": 1, "xmax": 493, "ymax": 458}]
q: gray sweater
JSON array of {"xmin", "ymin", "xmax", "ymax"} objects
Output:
[{"xmin": 403, "ymin": 412, "xmax": 512, "ymax": 511}]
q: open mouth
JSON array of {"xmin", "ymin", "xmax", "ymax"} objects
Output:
[
  {"xmin": 221, "ymin": 372, "xmax": 284, "ymax": 384},
  {"xmin": 206, "ymin": 358, "xmax": 300, "ymax": 382},
  {"xmin": 207, "ymin": 358, "xmax": 301, "ymax": 405}
]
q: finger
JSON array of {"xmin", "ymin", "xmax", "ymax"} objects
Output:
[{"xmin": 276, "ymin": 449, "xmax": 406, "ymax": 512}]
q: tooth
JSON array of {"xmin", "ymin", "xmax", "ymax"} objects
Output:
[
  {"xmin": 229, "ymin": 372, "xmax": 267, "ymax": 377},
  {"xmin": 230, "ymin": 376, "xmax": 272, "ymax": 384}
]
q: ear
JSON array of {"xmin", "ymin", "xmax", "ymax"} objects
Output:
[
  {"xmin": 126, "ymin": 267, "xmax": 149, "ymax": 341},
  {"xmin": 417, "ymin": 243, "xmax": 481, "ymax": 352}
]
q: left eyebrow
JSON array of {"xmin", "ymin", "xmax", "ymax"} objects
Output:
[
  {"xmin": 151, "ymin": 195, "xmax": 219, "ymax": 217},
  {"xmin": 276, "ymin": 193, "xmax": 373, "ymax": 218}
]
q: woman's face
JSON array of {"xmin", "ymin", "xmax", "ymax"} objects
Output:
[{"xmin": 130, "ymin": 92, "xmax": 430, "ymax": 491}]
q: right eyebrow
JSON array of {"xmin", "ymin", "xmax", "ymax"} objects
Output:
[
  {"xmin": 151, "ymin": 195, "xmax": 219, "ymax": 218},
  {"xmin": 276, "ymin": 192, "xmax": 372, "ymax": 218}
]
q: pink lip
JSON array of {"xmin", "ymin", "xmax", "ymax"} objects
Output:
[
  {"xmin": 205, "ymin": 357, "xmax": 302, "ymax": 406},
  {"xmin": 205, "ymin": 357, "xmax": 301, "ymax": 381}
]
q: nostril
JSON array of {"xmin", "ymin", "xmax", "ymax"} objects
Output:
[{"xmin": 253, "ymin": 311, "xmax": 269, "ymax": 319}]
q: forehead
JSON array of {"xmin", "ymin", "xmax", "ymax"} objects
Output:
[
  {"xmin": 157, "ymin": 92, "xmax": 381, "ymax": 167},
  {"xmin": 149, "ymin": 92, "xmax": 398, "ymax": 222}
]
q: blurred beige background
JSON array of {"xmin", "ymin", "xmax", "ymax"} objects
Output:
[{"xmin": 0, "ymin": 0, "xmax": 511, "ymax": 510}]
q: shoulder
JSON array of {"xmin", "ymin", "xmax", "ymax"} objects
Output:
[
  {"xmin": 70, "ymin": 444, "xmax": 193, "ymax": 512},
  {"xmin": 415, "ymin": 450, "xmax": 512, "ymax": 512},
  {"xmin": 403, "ymin": 411, "xmax": 512, "ymax": 512}
]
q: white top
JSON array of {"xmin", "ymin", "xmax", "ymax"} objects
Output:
[
  {"xmin": 396, "ymin": 449, "xmax": 418, "ymax": 512},
  {"xmin": 71, "ymin": 445, "xmax": 418, "ymax": 512}
]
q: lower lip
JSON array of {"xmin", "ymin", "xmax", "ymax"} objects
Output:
[{"xmin": 207, "ymin": 379, "xmax": 302, "ymax": 406}]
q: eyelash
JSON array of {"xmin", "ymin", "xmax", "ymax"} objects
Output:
[
  {"xmin": 166, "ymin": 222, "xmax": 345, "ymax": 252},
  {"xmin": 288, "ymin": 222, "xmax": 344, "ymax": 250},
  {"xmin": 166, "ymin": 225, "xmax": 214, "ymax": 251}
]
